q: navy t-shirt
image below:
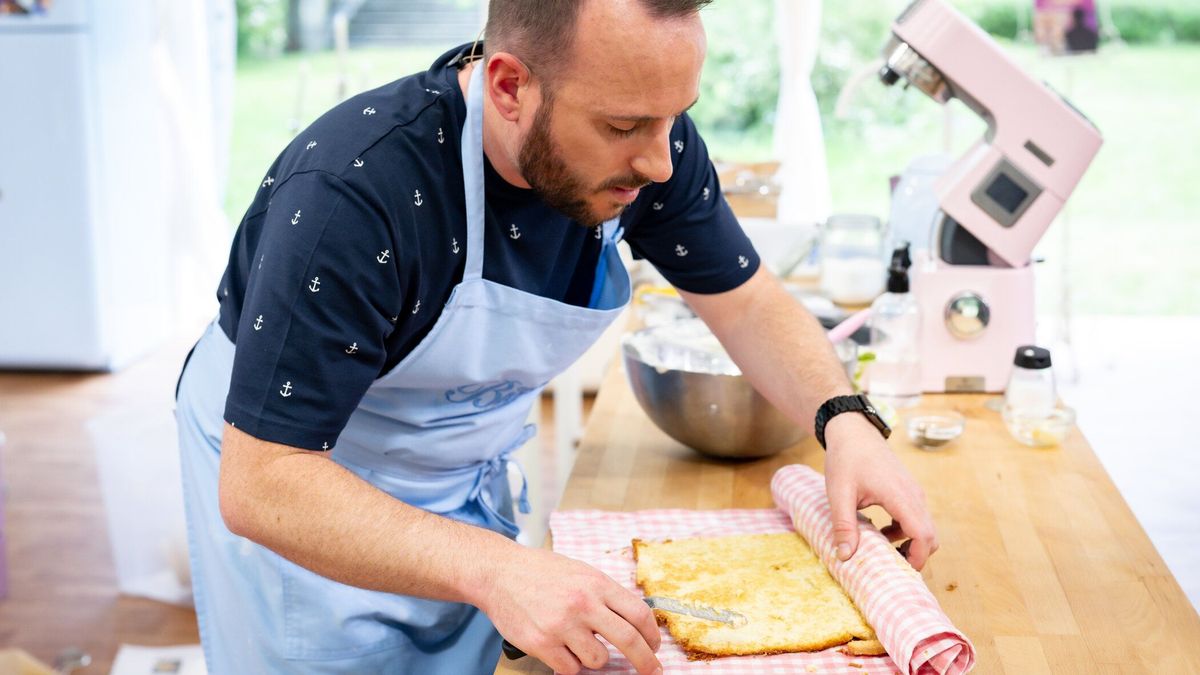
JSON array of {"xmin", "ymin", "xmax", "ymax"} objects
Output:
[{"xmin": 216, "ymin": 44, "xmax": 761, "ymax": 451}]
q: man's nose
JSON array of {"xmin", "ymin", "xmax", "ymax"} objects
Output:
[{"xmin": 630, "ymin": 121, "xmax": 675, "ymax": 184}]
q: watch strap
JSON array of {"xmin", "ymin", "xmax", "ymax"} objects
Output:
[{"xmin": 814, "ymin": 394, "xmax": 891, "ymax": 449}]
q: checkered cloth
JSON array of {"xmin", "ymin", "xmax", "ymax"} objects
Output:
[
  {"xmin": 772, "ymin": 465, "xmax": 975, "ymax": 675},
  {"xmin": 548, "ymin": 466, "xmax": 973, "ymax": 674}
]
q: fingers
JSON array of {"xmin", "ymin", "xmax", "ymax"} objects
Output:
[
  {"xmin": 564, "ymin": 629, "xmax": 612, "ymax": 672},
  {"xmin": 540, "ymin": 645, "xmax": 584, "ymax": 675},
  {"xmin": 827, "ymin": 479, "xmax": 862, "ymax": 561},
  {"xmin": 590, "ymin": 606, "xmax": 662, "ymax": 675},
  {"xmin": 889, "ymin": 503, "xmax": 939, "ymax": 571},
  {"xmin": 605, "ymin": 585, "xmax": 662, "ymax": 652}
]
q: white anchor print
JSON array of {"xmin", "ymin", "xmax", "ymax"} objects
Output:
[
  {"xmin": 389, "ymin": 315, "xmax": 398, "ymax": 323},
  {"xmin": 258, "ymin": 254, "xmax": 264, "ymax": 270},
  {"xmin": 377, "ymin": 250, "xmax": 390, "ymax": 264},
  {"xmin": 451, "ymin": 238, "xmax": 460, "ymax": 254},
  {"xmin": 345, "ymin": 343, "xmax": 359, "ymax": 355},
  {"xmin": 412, "ymin": 300, "xmax": 421, "ymax": 314},
  {"xmin": 702, "ymin": 187, "xmax": 711, "ymax": 201},
  {"xmin": 362, "ymin": 106, "xmax": 376, "ymax": 116},
  {"xmin": 414, "ymin": 190, "xmax": 423, "ymax": 206},
  {"xmin": 509, "ymin": 224, "xmax": 522, "ymax": 240},
  {"xmin": 279, "ymin": 381, "xmax": 293, "ymax": 397},
  {"xmin": 306, "ymin": 141, "xmax": 317, "ymax": 150},
  {"xmin": 261, "ymin": 176, "xmax": 274, "ymax": 188},
  {"xmin": 291, "ymin": 209, "xmax": 302, "ymax": 225},
  {"xmin": 353, "ymin": 158, "xmax": 364, "ymax": 168},
  {"xmin": 223, "ymin": 287, "xmax": 229, "ymax": 297},
  {"xmin": 424, "ymin": 88, "xmax": 442, "ymax": 95},
  {"xmin": 652, "ymin": 202, "xmax": 664, "ymax": 211},
  {"xmin": 322, "ymin": 442, "xmax": 330, "ymax": 450},
  {"xmin": 308, "ymin": 277, "xmax": 321, "ymax": 293},
  {"xmin": 675, "ymin": 244, "xmax": 689, "ymax": 257},
  {"xmin": 595, "ymin": 226, "xmax": 603, "ymax": 239},
  {"xmin": 437, "ymin": 128, "xmax": 445, "ymax": 144},
  {"xmin": 738, "ymin": 255, "xmax": 749, "ymax": 269},
  {"xmin": 674, "ymin": 140, "xmax": 685, "ymax": 153},
  {"xmin": 253, "ymin": 315, "xmax": 264, "ymax": 331}
]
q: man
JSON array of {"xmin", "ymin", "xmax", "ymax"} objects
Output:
[{"xmin": 175, "ymin": 1, "xmax": 937, "ymax": 673}]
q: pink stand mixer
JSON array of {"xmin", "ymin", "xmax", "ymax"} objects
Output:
[{"xmin": 879, "ymin": 0, "xmax": 1103, "ymax": 392}]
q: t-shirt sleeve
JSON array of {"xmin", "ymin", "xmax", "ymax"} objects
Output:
[
  {"xmin": 623, "ymin": 113, "xmax": 761, "ymax": 294},
  {"xmin": 223, "ymin": 171, "xmax": 402, "ymax": 451}
]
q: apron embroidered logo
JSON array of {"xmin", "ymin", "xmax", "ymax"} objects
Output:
[{"xmin": 445, "ymin": 381, "xmax": 534, "ymax": 410}]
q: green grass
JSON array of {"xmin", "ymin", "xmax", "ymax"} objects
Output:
[{"xmin": 228, "ymin": 42, "xmax": 1200, "ymax": 314}]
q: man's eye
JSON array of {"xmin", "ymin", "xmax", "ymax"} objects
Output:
[{"xmin": 608, "ymin": 124, "xmax": 637, "ymax": 138}]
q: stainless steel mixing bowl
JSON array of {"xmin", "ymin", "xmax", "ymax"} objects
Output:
[{"xmin": 621, "ymin": 321, "xmax": 807, "ymax": 459}]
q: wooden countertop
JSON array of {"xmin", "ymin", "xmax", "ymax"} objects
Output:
[{"xmin": 498, "ymin": 361, "xmax": 1200, "ymax": 674}]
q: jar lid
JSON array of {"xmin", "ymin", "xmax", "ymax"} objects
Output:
[{"xmin": 1013, "ymin": 345, "xmax": 1052, "ymax": 369}]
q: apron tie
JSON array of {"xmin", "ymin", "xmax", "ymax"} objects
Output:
[{"xmin": 467, "ymin": 423, "xmax": 536, "ymax": 519}]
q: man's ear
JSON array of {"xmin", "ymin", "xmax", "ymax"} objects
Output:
[{"xmin": 485, "ymin": 53, "xmax": 532, "ymax": 123}]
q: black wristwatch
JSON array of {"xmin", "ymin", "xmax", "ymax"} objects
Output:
[{"xmin": 814, "ymin": 394, "xmax": 891, "ymax": 450}]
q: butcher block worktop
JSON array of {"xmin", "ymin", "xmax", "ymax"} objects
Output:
[{"xmin": 496, "ymin": 361, "xmax": 1200, "ymax": 674}]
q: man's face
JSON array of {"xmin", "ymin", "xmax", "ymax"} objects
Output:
[{"xmin": 514, "ymin": 0, "xmax": 706, "ymax": 227}]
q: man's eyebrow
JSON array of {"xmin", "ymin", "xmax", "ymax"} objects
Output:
[{"xmin": 604, "ymin": 96, "xmax": 700, "ymax": 123}]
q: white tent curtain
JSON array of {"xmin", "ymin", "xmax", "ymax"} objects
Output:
[
  {"xmin": 772, "ymin": 0, "xmax": 831, "ymax": 227},
  {"xmin": 150, "ymin": 0, "xmax": 237, "ymax": 329}
]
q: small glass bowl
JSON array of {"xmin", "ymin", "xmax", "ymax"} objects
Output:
[
  {"xmin": 1002, "ymin": 405, "xmax": 1075, "ymax": 448},
  {"xmin": 905, "ymin": 411, "xmax": 965, "ymax": 450}
]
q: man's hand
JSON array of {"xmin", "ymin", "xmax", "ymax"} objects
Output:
[
  {"xmin": 481, "ymin": 547, "xmax": 662, "ymax": 675},
  {"xmin": 822, "ymin": 413, "xmax": 939, "ymax": 570}
]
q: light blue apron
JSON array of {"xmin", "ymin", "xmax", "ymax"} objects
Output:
[{"xmin": 176, "ymin": 63, "xmax": 631, "ymax": 674}]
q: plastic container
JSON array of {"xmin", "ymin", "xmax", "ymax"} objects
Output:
[{"xmin": 819, "ymin": 214, "xmax": 885, "ymax": 305}]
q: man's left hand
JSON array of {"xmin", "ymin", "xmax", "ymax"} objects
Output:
[{"xmin": 822, "ymin": 413, "xmax": 939, "ymax": 570}]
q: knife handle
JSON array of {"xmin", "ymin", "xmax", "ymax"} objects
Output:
[{"xmin": 501, "ymin": 639, "xmax": 527, "ymax": 660}]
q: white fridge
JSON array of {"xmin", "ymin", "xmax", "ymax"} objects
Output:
[{"xmin": 0, "ymin": 0, "xmax": 234, "ymax": 371}]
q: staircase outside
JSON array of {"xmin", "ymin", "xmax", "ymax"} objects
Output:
[{"xmin": 348, "ymin": 0, "xmax": 485, "ymax": 48}]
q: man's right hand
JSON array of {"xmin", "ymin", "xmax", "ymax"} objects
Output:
[{"xmin": 480, "ymin": 547, "xmax": 663, "ymax": 675}]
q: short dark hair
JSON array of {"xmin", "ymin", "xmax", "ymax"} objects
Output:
[{"xmin": 484, "ymin": 0, "xmax": 711, "ymax": 84}]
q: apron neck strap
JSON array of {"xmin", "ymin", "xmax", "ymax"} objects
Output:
[{"xmin": 461, "ymin": 63, "xmax": 487, "ymax": 281}]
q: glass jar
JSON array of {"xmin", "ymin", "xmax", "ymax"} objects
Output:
[
  {"xmin": 1004, "ymin": 345, "xmax": 1056, "ymax": 418},
  {"xmin": 819, "ymin": 214, "xmax": 885, "ymax": 305}
]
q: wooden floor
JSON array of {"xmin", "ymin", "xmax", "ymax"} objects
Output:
[
  {"xmin": 0, "ymin": 331, "xmax": 203, "ymax": 673},
  {"xmin": 0, "ymin": 326, "xmax": 586, "ymax": 672}
]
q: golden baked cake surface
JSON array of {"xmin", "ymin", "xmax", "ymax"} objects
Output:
[{"xmin": 633, "ymin": 532, "xmax": 879, "ymax": 659}]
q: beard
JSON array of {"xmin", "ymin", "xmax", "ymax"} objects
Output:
[{"xmin": 517, "ymin": 97, "xmax": 651, "ymax": 227}]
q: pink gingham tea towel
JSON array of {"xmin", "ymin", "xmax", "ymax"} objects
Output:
[{"xmin": 772, "ymin": 465, "xmax": 976, "ymax": 675}]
